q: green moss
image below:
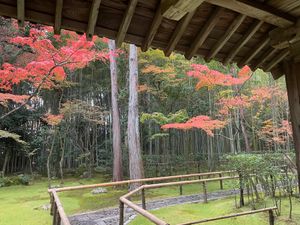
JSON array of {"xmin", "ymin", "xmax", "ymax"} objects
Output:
[{"xmin": 130, "ymin": 197, "xmax": 300, "ymax": 225}]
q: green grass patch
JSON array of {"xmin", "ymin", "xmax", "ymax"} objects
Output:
[{"xmin": 130, "ymin": 197, "xmax": 300, "ymax": 225}]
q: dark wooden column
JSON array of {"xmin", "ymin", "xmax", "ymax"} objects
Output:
[{"xmin": 284, "ymin": 62, "xmax": 300, "ymax": 194}]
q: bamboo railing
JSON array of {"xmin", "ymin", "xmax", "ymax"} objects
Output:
[
  {"xmin": 119, "ymin": 177, "xmax": 277, "ymax": 225},
  {"xmin": 48, "ymin": 170, "xmax": 234, "ymax": 225}
]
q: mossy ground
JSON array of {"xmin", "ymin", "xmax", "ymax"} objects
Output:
[{"xmin": 1, "ymin": 175, "xmax": 299, "ymax": 225}]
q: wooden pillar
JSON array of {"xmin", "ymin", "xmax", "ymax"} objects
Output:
[
  {"xmin": 284, "ymin": 62, "xmax": 300, "ymax": 194},
  {"xmin": 119, "ymin": 201, "xmax": 124, "ymax": 225},
  {"xmin": 219, "ymin": 173, "xmax": 223, "ymax": 190},
  {"xmin": 202, "ymin": 181, "xmax": 208, "ymax": 203},
  {"xmin": 268, "ymin": 209, "xmax": 275, "ymax": 225},
  {"xmin": 141, "ymin": 189, "xmax": 146, "ymax": 210},
  {"xmin": 179, "ymin": 178, "xmax": 183, "ymax": 195}
]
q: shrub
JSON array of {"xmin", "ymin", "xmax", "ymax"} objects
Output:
[{"xmin": 0, "ymin": 177, "xmax": 13, "ymax": 187}]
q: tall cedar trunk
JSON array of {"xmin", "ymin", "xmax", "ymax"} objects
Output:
[
  {"xmin": 128, "ymin": 44, "xmax": 144, "ymax": 187},
  {"xmin": 240, "ymin": 108, "xmax": 251, "ymax": 152},
  {"xmin": 109, "ymin": 39, "xmax": 123, "ymax": 181}
]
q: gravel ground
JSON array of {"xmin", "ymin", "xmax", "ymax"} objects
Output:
[{"xmin": 69, "ymin": 189, "xmax": 239, "ymax": 225}]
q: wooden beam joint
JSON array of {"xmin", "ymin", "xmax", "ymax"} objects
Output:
[{"xmin": 162, "ymin": 0, "xmax": 204, "ymax": 21}]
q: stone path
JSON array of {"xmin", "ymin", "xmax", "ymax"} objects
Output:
[{"xmin": 69, "ymin": 189, "xmax": 239, "ymax": 225}]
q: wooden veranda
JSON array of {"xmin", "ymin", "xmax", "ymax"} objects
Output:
[{"xmin": 0, "ymin": 0, "xmax": 300, "ymax": 190}]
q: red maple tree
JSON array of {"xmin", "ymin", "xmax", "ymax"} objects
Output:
[{"xmin": 0, "ymin": 24, "xmax": 109, "ymax": 119}]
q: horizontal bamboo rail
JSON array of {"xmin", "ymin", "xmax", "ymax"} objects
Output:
[
  {"xmin": 143, "ymin": 176, "xmax": 239, "ymax": 189},
  {"xmin": 119, "ymin": 175, "xmax": 241, "ymax": 225},
  {"xmin": 50, "ymin": 170, "xmax": 234, "ymax": 193},
  {"xmin": 177, "ymin": 207, "xmax": 277, "ymax": 225},
  {"xmin": 120, "ymin": 197, "xmax": 169, "ymax": 225}
]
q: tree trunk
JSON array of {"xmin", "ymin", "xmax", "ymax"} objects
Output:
[
  {"xmin": 128, "ymin": 44, "xmax": 144, "ymax": 188},
  {"xmin": 1, "ymin": 149, "xmax": 10, "ymax": 177},
  {"xmin": 109, "ymin": 39, "xmax": 123, "ymax": 181}
]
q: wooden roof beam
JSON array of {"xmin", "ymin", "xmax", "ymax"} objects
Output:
[
  {"xmin": 254, "ymin": 48, "xmax": 277, "ymax": 69},
  {"xmin": 86, "ymin": 0, "xmax": 102, "ymax": 40},
  {"xmin": 206, "ymin": 0, "xmax": 296, "ymax": 28},
  {"xmin": 269, "ymin": 21, "xmax": 300, "ymax": 49},
  {"xmin": 264, "ymin": 49, "xmax": 290, "ymax": 71},
  {"xmin": 116, "ymin": 0, "xmax": 138, "ymax": 47},
  {"xmin": 164, "ymin": 10, "xmax": 196, "ymax": 57},
  {"xmin": 239, "ymin": 36, "xmax": 270, "ymax": 66},
  {"xmin": 185, "ymin": 7, "xmax": 224, "ymax": 60},
  {"xmin": 162, "ymin": 0, "xmax": 205, "ymax": 21},
  {"xmin": 17, "ymin": 0, "xmax": 25, "ymax": 27},
  {"xmin": 54, "ymin": 0, "xmax": 63, "ymax": 35},
  {"xmin": 224, "ymin": 20, "xmax": 264, "ymax": 64},
  {"xmin": 206, "ymin": 13, "xmax": 246, "ymax": 61},
  {"xmin": 141, "ymin": 3, "xmax": 163, "ymax": 52}
]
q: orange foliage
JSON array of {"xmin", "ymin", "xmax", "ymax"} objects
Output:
[
  {"xmin": 0, "ymin": 93, "xmax": 29, "ymax": 105},
  {"xmin": 42, "ymin": 113, "xmax": 64, "ymax": 126},
  {"xmin": 187, "ymin": 65, "xmax": 251, "ymax": 90},
  {"xmin": 141, "ymin": 65, "xmax": 174, "ymax": 75},
  {"xmin": 161, "ymin": 115, "xmax": 226, "ymax": 136}
]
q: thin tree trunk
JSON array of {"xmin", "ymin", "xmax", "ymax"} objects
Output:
[
  {"xmin": 1, "ymin": 149, "xmax": 10, "ymax": 177},
  {"xmin": 128, "ymin": 44, "xmax": 144, "ymax": 188},
  {"xmin": 109, "ymin": 39, "xmax": 123, "ymax": 181}
]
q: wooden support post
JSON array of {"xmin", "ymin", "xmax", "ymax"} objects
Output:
[
  {"xmin": 17, "ymin": 0, "xmax": 25, "ymax": 27},
  {"xmin": 284, "ymin": 62, "xmax": 300, "ymax": 195},
  {"xmin": 269, "ymin": 209, "xmax": 275, "ymax": 225},
  {"xmin": 219, "ymin": 173, "xmax": 223, "ymax": 190},
  {"xmin": 50, "ymin": 193, "xmax": 55, "ymax": 216},
  {"xmin": 141, "ymin": 188, "xmax": 146, "ymax": 210},
  {"xmin": 54, "ymin": 0, "xmax": 63, "ymax": 35},
  {"xmin": 239, "ymin": 173, "xmax": 245, "ymax": 206},
  {"xmin": 202, "ymin": 182, "xmax": 208, "ymax": 203},
  {"xmin": 55, "ymin": 209, "xmax": 61, "ymax": 225},
  {"xmin": 119, "ymin": 201, "xmax": 124, "ymax": 225},
  {"xmin": 179, "ymin": 178, "xmax": 183, "ymax": 195},
  {"xmin": 86, "ymin": 0, "xmax": 102, "ymax": 40},
  {"xmin": 52, "ymin": 203, "xmax": 57, "ymax": 225}
]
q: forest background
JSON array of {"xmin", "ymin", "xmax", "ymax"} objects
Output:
[{"xmin": 0, "ymin": 17, "xmax": 293, "ymax": 185}]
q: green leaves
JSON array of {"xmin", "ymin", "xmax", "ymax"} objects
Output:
[
  {"xmin": 0, "ymin": 129, "xmax": 27, "ymax": 145},
  {"xmin": 140, "ymin": 110, "xmax": 189, "ymax": 125}
]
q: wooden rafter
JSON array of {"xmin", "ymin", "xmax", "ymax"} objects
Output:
[
  {"xmin": 86, "ymin": 0, "xmax": 102, "ymax": 40},
  {"xmin": 164, "ymin": 10, "xmax": 196, "ymax": 57},
  {"xmin": 206, "ymin": 14, "xmax": 246, "ymax": 61},
  {"xmin": 264, "ymin": 49, "xmax": 290, "ymax": 71},
  {"xmin": 162, "ymin": 0, "xmax": 205, "ymax": 21},
  {"xmin": 116, "ymin": 0, "xmax": 138, "ymax": 47},
  {"xmin": 239, "ymin": 36, "xmax": 270, "ymax": 66},
  {"xmin": 54, "ymin": 0, "xmax": 63, "ymax": 35},
  {"xmin": 206, "ymin": 0, "xmax": 296, "ymax": 28},
  {"xmin": 185, "ymin": 7, "xmax": 224, "ymax": 60},
  {"xmin": 224, "ymin": 20, "xmax": 264, "ymax": 64},
  {"xmin": 141, "ymin": 3, "xmax": 163, "ymax": 52},
  {"xmin": 254, "ymin": 48, "xmax": 277, "ymax": 69},
  {"xmin": 17, "ymin": 0, "xmax": 25, "ymax": 27}
]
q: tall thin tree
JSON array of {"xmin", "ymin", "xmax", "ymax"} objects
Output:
[
  {"xmin": 108, "ymin": 39, "xmax": 123, "ymax": 181},
  {"xmin": 128, "ymin": 44, "xmax": 144, "ymax": 185}
]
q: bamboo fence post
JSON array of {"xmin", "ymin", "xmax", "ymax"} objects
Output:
[
  {"xmin": 269, "ymin": 209, "xmax": 275, "ymax": 225},
  {"xmin": 179, "ymin": 178, "xmax": 183, "ymax": 195},
  {"xmin": 50, "ymin": 193, "xmax": 54, "ymax": 216},
  {"xmin": 52, "ymin": 203, "xmax": 57, "ymax": 225},
  {"xmin": 219, "ymin": 173, "xmax": 223, "ymax": 190},
  {"xmin": 119, "ymin": 201, "xmax": 124, "ymax": 225},
  {"xmin": 202, "ymin": 181, "xmax": 208, "ymax": 203},
  {"xmin": 142, "ymin": 188, "xmax": 146, "ymax": 210}
]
